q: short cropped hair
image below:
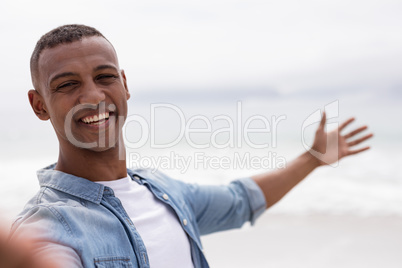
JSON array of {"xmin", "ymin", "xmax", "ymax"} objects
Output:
[{"xmin": 30, "ymin": 24, "xmax": 108, "ymax": 90}]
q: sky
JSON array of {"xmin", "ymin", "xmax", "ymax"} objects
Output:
[{"xmin": 1, "ymin": 0, "xmax": 402, "ymax": 100}]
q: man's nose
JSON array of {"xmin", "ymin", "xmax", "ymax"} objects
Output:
[{"xmin": 78, "ymin": 80, "xmax": 105, "ymax": 105}]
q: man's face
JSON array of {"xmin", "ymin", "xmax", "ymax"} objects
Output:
[{"xmin": 33, "ymin": 36, "xmax": 130, "ymax": 151}]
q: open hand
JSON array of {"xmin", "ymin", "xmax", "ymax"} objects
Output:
[{"xmin": 310, "ymin": 112, "xmax": 373, "ymax": 166}]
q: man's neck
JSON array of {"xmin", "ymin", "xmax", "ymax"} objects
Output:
[{"xmin": 55, "ymin": 139, "xmax": 127, "ymax": 182}]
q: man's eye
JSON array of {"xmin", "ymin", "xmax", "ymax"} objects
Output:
[
  {"xmin": 97, "ymin": 74, "xmax": 118, "ymax": 82},
  {"xmin": 96, "ymin": 74, "xmax": 118, "ymax": 80},
  {"xmin": 57, "ymin": 82, "xmax": 78, "ymax": 90}
]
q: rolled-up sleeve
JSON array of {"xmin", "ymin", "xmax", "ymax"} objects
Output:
[
  {"xmin": 184, "ymin": 177, "xmax": 266, "ymax": 235},
  {"xmin": 235, "ymin": 178, "xmax": 266, "ymax": 225}
]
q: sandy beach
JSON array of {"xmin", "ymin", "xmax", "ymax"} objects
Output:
[{"xmin": 202, "ymin": 213, "xmax": 402, "ymax": 268}]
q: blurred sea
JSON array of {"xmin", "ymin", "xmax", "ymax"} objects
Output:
[{"xmin": 1, "ymin": 90, "xmax": 401, "ymax": 225}]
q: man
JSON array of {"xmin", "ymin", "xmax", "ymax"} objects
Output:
[{"xmin": 7, "ymin": 24, "xmax": 372, "ymax": 268}]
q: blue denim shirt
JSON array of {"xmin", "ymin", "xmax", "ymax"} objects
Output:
[{"xmin": 10, "ymin": 164, "xmax": 266, "ymax": 268}]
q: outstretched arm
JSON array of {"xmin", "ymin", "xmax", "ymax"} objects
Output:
[
  {"xmin": 252, "ymin": 112, "xmax": 373, "ymax": 209},
  {"xmin": 0, "ymin": 229, "xmax": 60, "ymax": 268}
]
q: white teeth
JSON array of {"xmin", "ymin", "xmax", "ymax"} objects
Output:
[{"xmin": 81, "ymin": 112, "xmax": 110, "ymax": 124}]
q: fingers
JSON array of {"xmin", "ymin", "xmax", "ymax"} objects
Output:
[
  {"xmin": 347, "ymin": 146, "xmax": 371, "ymax": 156},
  {"xmin": 344, "ymin": 125, "xmax": 369, "ymax": 139},
  {"xmin": 319, "ymin": 111, "xmax": 326, "ymax": 129},
  {"xmin": 347, "ymin": 133, "xmax": 373, "ymax": 146},
  {"xmin": 346, "ymin": 131, "xmax": 372, "ymax": 155},
  {"xmin": 339, "ymin": 117, "xmax": 355, "ymax": 131}
]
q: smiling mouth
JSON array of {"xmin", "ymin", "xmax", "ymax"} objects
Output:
[{"xmin": 81, "ymin": 112, "xmax": 110, "ymax": 125}]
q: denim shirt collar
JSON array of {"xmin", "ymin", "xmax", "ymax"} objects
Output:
[
  {"xmin": 37, "ymin": 163, "xmax": 146, "ymax": 205},
  {"xmin": 37, "ymin": 163, "xmax": 106, "ymax": 204}
]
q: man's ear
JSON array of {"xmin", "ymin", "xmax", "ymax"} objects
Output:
[
  {"xmin": 28, "ymin": 89, "xmax": 50, "ymax": 121},
  {"xmin": 121, "ymin": 70, "xmax": 130, "ymax": 100}
]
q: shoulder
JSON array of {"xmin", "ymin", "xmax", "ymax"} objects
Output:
[
  {"xmin": 11, "ymin": 187, "xmax": 87, "ymax": 239},
  {"xmin": 17, "ymin": 185, "xmax": 84, "ymax": 215},
  {"xmin": 10, "ymin": 203, "xmax": 72, "ymax": 246}
]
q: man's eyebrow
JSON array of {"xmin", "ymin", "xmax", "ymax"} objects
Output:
[
  {"xmin": 93, "ymin": 65, "xmax": 119, "ymax": 72},
  {"xmin": 49, "ymin": 72, "xmax": 77, "ymax": 84}
]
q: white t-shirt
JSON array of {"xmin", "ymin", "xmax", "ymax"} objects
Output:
[{"xmin": 96, "ymin": 176, "xmax": 194, "ymax": 268}]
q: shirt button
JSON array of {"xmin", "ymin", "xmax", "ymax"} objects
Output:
[
  {"xmin": 183, "ymin": 219, "xmax": 188, "ymax": 226},
  {"xmin": 162, "ymin": 193, "xmax": 169, "ymax": 200}
]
